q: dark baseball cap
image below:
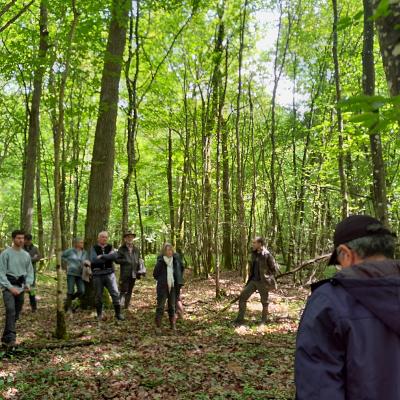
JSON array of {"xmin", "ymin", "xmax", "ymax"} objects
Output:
[{"xmin": 328, "ymin": 215, "xmax": 394, "ymax": 265}]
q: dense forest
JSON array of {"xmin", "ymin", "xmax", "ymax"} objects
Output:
[
  {"xmin": 1, "ymin": 0, "xmax": 400, "ymax": 398},
  {"xmin": 1, "ymin": 0, "xmax": 399, "ymax": 275}
]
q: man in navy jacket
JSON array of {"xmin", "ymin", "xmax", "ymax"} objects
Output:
[{"xmin": 295, "ymin": 215, "xmax": 400, "ymax": 399}]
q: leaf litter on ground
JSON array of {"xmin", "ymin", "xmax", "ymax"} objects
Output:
[{"xmin": 0, "ymin": 268, "xmax": 308, "ymax": 399}]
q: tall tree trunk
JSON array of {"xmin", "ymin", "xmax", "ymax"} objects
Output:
[
  {"xmin": 363, "ymin": 0, "xmax": 388, "ymax": 226},
  {"xmin": 247, "ymin": 81, "xmax": 257, "ymax": 245},
  {"xmin": 122, "ymin": 0, "xmax": 140, "ymax": 235},
  {"xmin": 176, "ymin": 66, "xmax": 190, "ymax": 253},
  {"xmin": 235, "ymin": 0, "xmax": 248, "ymax": 279},
  {"xmin": 268, "ymin": 0, "xmax": 291, "ymax": 249},
  {"xmin": 221, "ymin": 43, "xmax": 232, "ymax": 270},
  {"xmin": 84, "ymin": 0, "xmax": 129, "ymax": 248},
  {"xmin": 373, "ymin": 0, "xmax": 400, "ymax": 97},
  {"xmin": 167, "ymin": 127, "xmax": 175, "ymax": 245},
  {"xmin": 214, "ymin": 0, "xmax": 225, "ymax": 295},
  {"xmin": 332, "ymin": 0, "xmax": 349, "ymax": 219},
  {"xmin": 54, "ymin": 0, "xmax": 79, "ymax": 339},
  {"xmin": 36, "ymin": 137, "xmax": 44, "ymax": 258},
  {"xmin": 21, "ymin": 1, "xmax": 48, "ymax": 233}
]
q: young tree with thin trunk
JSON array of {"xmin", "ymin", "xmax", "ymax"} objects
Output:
[
  {"xmin": 235, "ymin": 0, "xmax": 248, "ymax": 279},
  {"xmin": 332, "ymin": 0, "xmax": 349, "ymax": 219},
  {"xmin": 53, "ymin": 0, "xmax": 79, "ymax": 339},
  {"xmin": 21, "ymin": 1, "xmax": 48, "ymax": 233}
]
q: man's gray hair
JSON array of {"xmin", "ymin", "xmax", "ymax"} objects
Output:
[{"xmin": 346, "ymin": 234, "xmax": 395, "ymax": 259}]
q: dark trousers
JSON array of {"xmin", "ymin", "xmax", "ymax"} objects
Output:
[
  {"xmin": 93, "ymin": 273, "xmax": 120, "ymax": 315},
  {"xmin": 28, "ymin": 264, "xmax": 37, "ymax": 311},
  {"xmin": 237, "ymin": 280, "xmax": 269, "ymax": 322},
  {"xmin": 156, "ymin": 288, "xmax": 176, "ymax": 319},
  {"xmin": 119, "ymin": 276, "xmax": 136, "ymax": 309},
  {"xmin": 2, "ymin": 289, "xmax": 24, "ymax": 344}
]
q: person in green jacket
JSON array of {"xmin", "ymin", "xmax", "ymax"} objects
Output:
[
  {"xmin": 62, "ymin": 237, "xmax": 90, "ymax": 313},
  {"xmin": 0, "ymin": 230, "xmax": 34, "ymax": 348}
]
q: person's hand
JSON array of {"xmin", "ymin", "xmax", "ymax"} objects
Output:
[
  {"xmin": 24, "ymin": 286, "xmax": 30, "ymax": 292},
  {"xmin": 97, "ymin": 254, "xmax": 103, "ymax": 259},
  {"xmin": 84, "ymin": 260, "xmax": 91, "ymax": 266},
  {"xmin": 9, "ymin": 287, "xmax": 20, "ymax": 296}
]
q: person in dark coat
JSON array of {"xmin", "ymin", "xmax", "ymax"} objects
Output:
[
  {"xmin": 116, "ymin": 231, "xmax": 140, "ymax": 309},
  {"xmin": 23, "ymin": 234, "xmax": 40, "ymax": 312},
  {"xmin": 233, "ymin": 236, "xmax": 279, "ymax": 325},
  {"xmin": 153, "ymin": 243, "xmax": 183, "ymax": 332},
  {"xmin": 295, "ymin": 215, "xmax": 400, "ymax": 400},
  {"xmin": 90, "ymin": 231, "xmax": 124, "ymax": 321}
]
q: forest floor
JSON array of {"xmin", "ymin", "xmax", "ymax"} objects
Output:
[{"xmin": 0, "ymin": 264, "xmax": 308, "ymax": 400}]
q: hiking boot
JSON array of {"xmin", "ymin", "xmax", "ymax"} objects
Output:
[
  {"xmin": 2, "ymin": 340, "xmax": 16, "ymax": 349},
  {"xmin": 29, "ymin": 295, "xmax": 37, "ymax": 312},
  {"xmin": 155, "ymin": 315, "xmax": 162, "ymax": 334},
  {"xmin": 232, "ymin": 319, "xmax": 245, "ymax": 327},
  {"xmin": 64, "ymin": 295, "xmax": 73, "ymax": 313},
  {"xmin": 96, "ymin": 305, "xmax": 106, "ymax": 321},
  {"xmin": 114, "ymin": 305, "xmax": 125, "ymax": 321},
  {"xmin": 260, "ymin": 307, "xmax": 269, "ymax": 325},
  {"xmin": 169, "ymin": 315, "xmax": 177, "ymax": 331}
]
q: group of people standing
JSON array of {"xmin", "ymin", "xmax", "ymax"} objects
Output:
[
  {"xmin": 0, "ymin": 229, "xmax": 186, "ymax": 347},
  {"xmin": 0, "ymin": 226, "xmax": 280, "ymax": 348},
  {"xmin": 62, "ymin": 231, "xmax": 185, "ymax": 328}
]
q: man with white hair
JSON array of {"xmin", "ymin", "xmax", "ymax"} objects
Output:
[{"xmin": 90, "ymin": 231, "xmax": 124, "ymax": 321}]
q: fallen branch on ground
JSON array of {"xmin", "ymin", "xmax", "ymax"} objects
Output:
[{"xmin": 276, "ymin": 254, "xmax": 330, "ymax": 279}]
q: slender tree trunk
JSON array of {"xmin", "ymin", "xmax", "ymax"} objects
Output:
[
  {"xmin": 332, "ymin": 0, "xmax": 349, "ymax": 219},
  {"xmin": 247, "ymin": 81, "xmax": 257, "ymax": 245},
  {"xmin": 122, "ymin": 0, "xmax": 140, "ymax": 235},
  {"xmin": 214, "ymin": 0, "xmax": 225, "ymax": 296},
  {"xmin": 363, "ymin": 0, "xmax": 388, "ymax": 226},
  {"xmin": 221, "ymin": 44, "xmax": 232, "ymax": 270},
  {"xmin": 269, "ymin": 0, "xmax": 291, "ymax": 251},
  {"xmin": 167, "ymin": 127, "xmax": 175, "ymax": 245},
  {"xmin": 84, "ymin": 0, "xmax": 129, "ymax": 249},
  {"xmin": 36, "ymin": 137, "xmax": 44, "ymax": 258},
  {"xmin": 21, "ymin": 1, "xmax": 48, "ymax": 233},
  {"xmin": 201, "ymin": 8, "xmax": 224, "ymax": 277},
  {"xmin": 176, "ymin": 66, "xmax": 190, "ymax": 253},
  {"xmin": 235, "ymin": 0, "xmax": 248, "ymax": 279},
  {"xmin": 54, "ymin": 0, "xmax": 79, "ymax": 339}
]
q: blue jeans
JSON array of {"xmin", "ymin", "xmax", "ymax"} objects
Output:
[{"xmin": 66, "ymin": 275, "xmax": 85, "ymax": 297}]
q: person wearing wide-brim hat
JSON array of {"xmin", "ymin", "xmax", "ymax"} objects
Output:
[
  {"xmin": 115, "ymin": 231, "xmax": 141, "ymax": 309},
  {"xmin": 295, "ymin": 214, "xmax": 400, "ymax": 399}
]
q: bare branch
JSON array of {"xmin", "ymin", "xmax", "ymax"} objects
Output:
[{"xmin": 0, "ymin": 0, "xmax": 35, "ymax": 34}]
